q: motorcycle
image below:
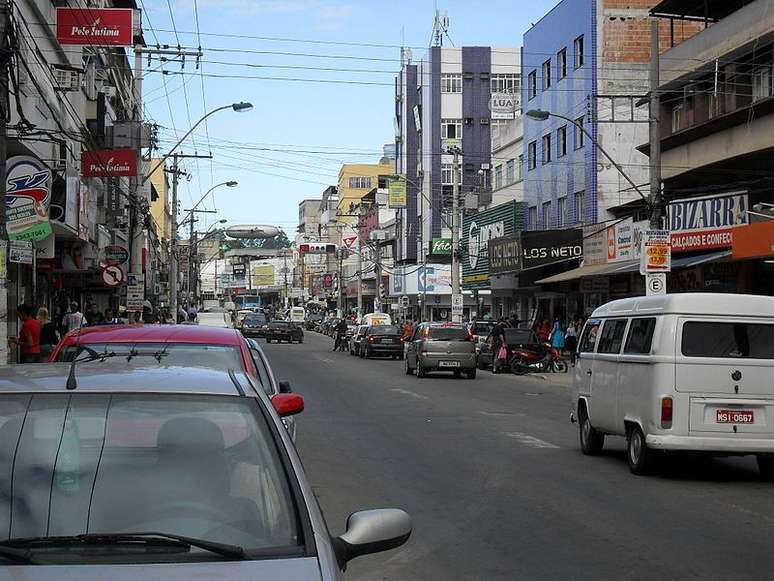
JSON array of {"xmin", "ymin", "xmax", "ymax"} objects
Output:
[{"xmin": 510, "ymin": 342, "xmax": 568, "ymax": 374}]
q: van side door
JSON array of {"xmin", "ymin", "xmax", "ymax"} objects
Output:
[
  {"xmin": 592, "ymin": 318, "xmax": 629, "ymax": 433},
  {"xmin": 575, "ymin": 319, "xmax": 601, "ymax": 413}
]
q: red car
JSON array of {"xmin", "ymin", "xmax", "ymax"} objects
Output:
[{"xmin": 50, "ymin": 325, "xmax": 258, "ymax": 377}]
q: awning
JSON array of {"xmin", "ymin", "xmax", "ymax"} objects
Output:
[
  {"xmin": 535, "ymin": 261, "xmax": 638, "ymax": 284},
  {"xmin": 671, "ymin": 250, "xmax": 732, "ymax": 269}
]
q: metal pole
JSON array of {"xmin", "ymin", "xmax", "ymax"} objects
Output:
[
  {"xmin": 649, "ymin": 18, "xmax": 663, "ymax": 228},
  {"xmin": 374, "ymin": 240, "xmax": 382, "ymax": 314},
  {"xmin": 451, "ymin": 147, "xmax": 462, "ymax": 323},
  {"xmin": 337, "ymin": 248, "xmax": 344, "ymax": 318},
  {"xmin": 169, "ymin": 154, "xmax": 179, "ymax": 318},
  {"xmin": 130, "ymin": 40, "xmax": 144, "ymax": 277},
  {"xmin": 356, "ymin": 217, "xmax": 363, "ymax": 317},
  {"xmin": 187, "ymin": 216, "xmax": 195, "ymax": 306},
  {"xmin": 0, "ymin": 1, "xmax": 9, "ymax": 364}
]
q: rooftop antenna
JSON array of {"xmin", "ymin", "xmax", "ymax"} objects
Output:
[
  {"xmin": 433, "ymin": 9, "xmax": 444, "ymax": 47},
  {"xmin": 400, "ymin": 26, "xmax": 405, "ymax": 67}
]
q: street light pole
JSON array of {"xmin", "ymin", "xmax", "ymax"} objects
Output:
[{"xmin": 450, "ymin": 146, "xmax": 462, "ymax": 323}]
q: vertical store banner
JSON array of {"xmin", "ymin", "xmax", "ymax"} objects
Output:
[
  {"xmin": 388, "ymin": 175, "xmax": 407, "ymax": 208},
  {"xmin": 5, "ymin": 156, "xmax": 53, "ymax": 241},
  {"xmin": 56, "ymin": 8, "xmax": 134, "ymax": 46},
  {"xmin": 640, "ymin": 230, "xmax": 671, "ymax": 274}
]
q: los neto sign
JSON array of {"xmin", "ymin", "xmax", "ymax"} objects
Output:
[{"xmin": 56, "ymin": 8, "xmax": 134, "ymax": 46}]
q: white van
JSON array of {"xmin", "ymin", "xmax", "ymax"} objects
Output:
[
  {"xmin": 289, "ymin": 307, "xmax": 305, "ymax": 323},
  {"xmin": 572, "ymin": 293, "xmax": 774, "ymax": 476},
  {"xmin": 361, "ymin": 312, "xmax": 392, "ymax": 326}
]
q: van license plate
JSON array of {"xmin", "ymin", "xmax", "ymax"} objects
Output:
[
  {"xmin": 716, "ymin": 410, "xmax": 754, "ymax": 424},
  {"xmin": 439, "ymin": 361, "xmax": 460, "ymax": 368}
]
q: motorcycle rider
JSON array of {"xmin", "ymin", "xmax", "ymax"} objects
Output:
[{"xmin": 333, "ymin": 318, "xmax": 348, "ymax": 352}]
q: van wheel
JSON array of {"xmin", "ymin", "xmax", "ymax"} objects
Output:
[
  {"xmin": 579, "ymin": 407, "xmax": 604, "ymax": 455},
  {"xmin": 757, "ymin": 455, "xmax": 774, "ymax": 480},
  {"xmin": 627, "ymin": 425, "xmax": 656, "ymax": 475}
]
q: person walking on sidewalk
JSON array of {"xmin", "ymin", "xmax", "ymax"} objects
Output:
[
  {"xmin": 65, "ymin": 302, "xmax": 87, "ymax": 333},
  {"xmin": 38, "ymin": 307, "xmax": 59, "ymax": 361},
  {"xmin": 565, "ymin": 319, "xmax": 579, "ymax": 366},
  {"xmin": 10, "ymin": 305, "xmax": 42, "ymax": 363}
]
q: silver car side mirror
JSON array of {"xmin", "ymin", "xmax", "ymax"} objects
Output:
[{"xmin": 334, "ymin": 509, "xmax": 411, "ymax": 566}]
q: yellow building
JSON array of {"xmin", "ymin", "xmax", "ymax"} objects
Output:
[
  {"xmin": 149, "ymin": 159, "xmax": 173, "ymax": 246},
  {"xmin": 337, "ymin": 162, "xmax": 394, "ymax": 221}
]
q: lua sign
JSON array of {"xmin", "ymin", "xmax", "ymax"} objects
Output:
[
  {"xmin": 5, "ymin": 156, "xmax": 53, "ymax": 241},
  {"xmin": 489, "ymin": 92, "xmax": 519, "ymax": 120}
]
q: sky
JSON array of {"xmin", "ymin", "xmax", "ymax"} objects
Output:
[{"xmin": 141, "ymin": 0, "xmax": 555, "ymax": 237}]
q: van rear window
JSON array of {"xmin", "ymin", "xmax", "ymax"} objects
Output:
[{"xmin": 682, "ymin": 322, "xmax": 774, "ymax": 359}]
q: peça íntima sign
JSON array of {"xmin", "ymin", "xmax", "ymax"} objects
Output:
[
  {"xmin": 56, "ymin": 8, "xmax": 134, "ymax": 47},
  {"xmin": 81, "ymin": 149, "xmax": 137, "ymax": 178}
]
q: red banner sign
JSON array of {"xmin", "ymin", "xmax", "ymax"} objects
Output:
[
  {"xmin": 82, "ymin": 149, "xmax": 137, "ymax": 178},
  {"xmin": 56, "ymin": 8, "xmax": 134, "ymax": 47}
]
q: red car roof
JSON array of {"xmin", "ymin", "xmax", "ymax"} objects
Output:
[{"xmin": 59, "ymin": 324, "xmax": 244, "ymax": 346}]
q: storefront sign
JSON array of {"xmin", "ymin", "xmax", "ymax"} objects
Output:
[
  {"xmin": 607, "ymin": 219, "xmax": 648, "ymax": 262},
  {"xmin": 431, "ymin": 237, "xmax": 452, "ymax": 256},
  {"xmin": 388, "ymin": 175, "xmax": 407, "ymax": 208},
  {"xmin": 640, "ymin": 230, "xmax": 671, "ymax": 274},
  {"xmin": 252, "ymin": 264, "xmax": 275, "ymax": 287},
  {"xmin": 390, "ymin": 263, "xmax": 452, "ymax": 295},
  {"xmin": 520, "ymin": 228, "xmax": 583, "ymax": 271},
  {"xmin": 667, "ymin": 192, "xmax": 749, "ymax": 252},
  {"xmin": 462, "ymin": 201, "xmax": 524, "ymax": 289},
  {"xmin": 126, "ymin": 273, "xmax": 145, "ymax": 312},
  {"xmin": 732, "ymin": 220, "xmax": 774, "ymax": 260},
  {"xmin": 488, "ymin": 235, "xmax": 522, "ymax": 274},
  {"xmin": 8, "ymin": 240, "xmax": 33, "ymax": 265},
  {"xmin": 101, "ymin": 244, "xmax": 129, "ymax": 265},
  {"xmin": 5, "ymin": 156, "xmax": 53, "ymax": 242},
  {"xmin": 56, "ymin": 8, "xmax": 134, "ymax": 46},
  {"xmin": 81, "ymin": 149, "xmax": 137, "ymax": 177},
  {"xmin": 489, "ymin": 92, "xmax": 518, "ymax": 120},
  {"xmin": 232, "ymin": 263, "xmax": 246, "ymax": 277},
  {"xmin": 583, "ymin": 225, "xmax": 607, "ymax": 266}
]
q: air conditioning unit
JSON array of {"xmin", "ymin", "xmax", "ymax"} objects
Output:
[{"xmin": 51, "ymin": 67, "xmax": 81, "ymax": 92}]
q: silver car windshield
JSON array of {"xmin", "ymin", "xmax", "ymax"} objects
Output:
[{"xmin": 0, "ymin": 394, "xmax": 301, "ymax": 562}]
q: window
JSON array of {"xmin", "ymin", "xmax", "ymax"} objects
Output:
[
  {"xmin": 557, "ymin": 125, "xmax": 567, "ymax": 157},
  {"xmin": 491, "ymin": 73, "xmax": 521, "ymax": 94},
  {"xmin": 441, "ymin": 163, "xmax": 454, "ymax": 185},
  {"xmin": 557, "ymin": 196, "xmax": 568, "ymax": 226},
  {"xmin": 681, "ymin": 322, "xmax": 774, "ymax": 359},
  {"xmin": 517, "ymin": 154, "xmax": 524, "ymax": 181},
  {"xmin": 528, "ymin": 205, "xmax": 537, "ymax": 227},
  {"xmin": 494, "ymin": 164, "xmax": 503, "ymax": 189},
  {"xmin": 574, "ymin": 190, "xmax": 586, "ymax": 224},
  {"xmin": 579, "ymin": 319, "xmax": 601, "ymax": 352},
  {"xmin": 558, "ymin": 48, "xmax": 567, "ymax": 80},
  {"xmin": 348, "ymin": 176, "xmax": 372, "ymax": 189},
  {"xmin": 597, "ymin": 319, "xmax": 628, "ymax": 354},
  {"xmin": 574, "ymin": 35, "xmax": 584, "ymax": 69},
  {"xmin": 441, "ymin": 73, "xmax": 462, "ymax": 93},
  {"xmin": 528, "ymin": 141, "xmax": 537, "ymax": 170},
  {"xmin": 528, "ymin": 70, "xmax": 537, "ymax": 100},
  {"xmin": 542, "ymin": 201, "xmax": 552, "ymax": 227},
  {"xmin": 542, "ymin": 133, "xmax": 552, "ymax": 164},
  {"xmin": 574, "ymin": 116, "xmax": 585, "ymax": 149},
  {"xmin": 505, "ymin": 159, "xmax": 515, "ymax": 184},
  {"xmin": 441, "ymin": 118, "xmax": 462, "ymax": 140},
  {"xmin": 753, "ymin": 67, "xmax": 771, "ymax": 102},
  {"xmin": 671, "ymin": 103, "xmax": 683, "ymax": 132},
  {"xmin": 542, "ymin": 59, "xmax": 552, "ymax": 90},
  {"xmin": 624, "ymin": 318, "xmax": 657, "ymax": 355}
]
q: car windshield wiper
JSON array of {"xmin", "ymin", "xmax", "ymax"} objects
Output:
[
  {"xmin": 75, "ymin": 347, "xmax": 117, "ymax": 363},
  {"xmin": 0, "ymin": 532, "xmax": 249, "ymax": 561}
]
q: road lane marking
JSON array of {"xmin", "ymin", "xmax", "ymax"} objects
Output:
[
  {"xmin": 317, "ymin": 357, "xmax": 335, "ymax": 364},
  {"xmin": 503, "ymin": 431, "xmax": 559, "ymax": 449},
  {"xmin": 391, "ymin": 388, "xmax": 429, "ymax": 400}
]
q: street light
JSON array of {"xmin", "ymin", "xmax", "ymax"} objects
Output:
[
  {"xmin": 144, "ymin": 104, "xmax": 253, "ymax": 183},
  {"xmin": 180, "ymin": 181, "xmax": 238, "ymax": 227},
  {"xmin": 525, "ymin": 109, "xmax": 650, "ymax": 206}
]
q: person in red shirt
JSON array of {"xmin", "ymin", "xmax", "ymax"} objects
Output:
[{"xmin": 9, "ymin": 304, "xmax": 42, "ymax": 363}]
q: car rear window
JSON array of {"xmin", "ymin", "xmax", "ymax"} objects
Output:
[
  {"xmin": 244, "ymin": 314, "xmax": 266, "ymax": 324},
  {"xmin": 682, "ymin": 322, "xmax": 774, "ymax": 359},
  {"xmin": 370, "ymin": 325, "xmax": 400, "ymax": 335},
  {"xmin": 269, "ymin": 321, "xmax": 289, "ymax": 329},
  {"xmin": 56, "ymin": 343, "xmax": 244, "ymax": 370},
  {"xmin": 429, "ymin": 327, "xmax": 469, "ymax": 341},
  {"xmin": 472, "ymin": 323, "xmax": 495, "ymax": 334}
]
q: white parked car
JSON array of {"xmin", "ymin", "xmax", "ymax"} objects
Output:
[{"xmin": 571, "ymin": 293, "xmax": 774, "ymax": 476}]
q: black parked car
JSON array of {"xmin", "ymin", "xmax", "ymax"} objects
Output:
[
  {"xmin": 241, "ymin": 312, "xmax": 268, "ymax": 337},
  {"xmin": 477, "ymin": 328, "xmax": 545, "ymax": 371},
  {"xmin": 360, "ymin": 325, "xmax": 404, "ymax": 359},
  {"xmin": 349, "ymin": 325, "xmax": 370, "ymax": 356},
  {"xmin": 265, "ymin": 320, "xmax": 304, "ymax": 344},
  {"xmin": 305, "ymin": 313, "xmax": 323, "ymax": 331}
]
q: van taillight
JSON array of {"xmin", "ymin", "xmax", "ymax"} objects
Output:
[{"xmin": 661, "ymin": 397, "xmax": 673, "ymax": 429}]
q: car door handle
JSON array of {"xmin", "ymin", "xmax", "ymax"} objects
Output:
[{"xmin": 586, "ymin": 370, "xmax": 592, "ymax": 376}]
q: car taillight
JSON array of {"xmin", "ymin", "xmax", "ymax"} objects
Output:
[
  {"xmin": 369, "ymin": 336, "xmax": 376, "ymax": 342},
  {"xmin": 661, "ymin": 397, "xmax": 673, "ymax": 429}
]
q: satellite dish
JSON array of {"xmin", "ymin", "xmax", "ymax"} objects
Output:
[{"xmin": 225, "ymin": 224, "xmax": 280, "ymax": 239}]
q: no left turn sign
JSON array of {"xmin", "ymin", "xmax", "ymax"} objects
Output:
[{"xmin": 101, "ymin": 264, "xmax": 126, "ymax": 288}]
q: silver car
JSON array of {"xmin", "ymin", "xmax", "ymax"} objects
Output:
[
  {"xmin": 404, "ymin": 323, "xmax": 477, "ymax": 379},
  {"xmin": 0, "ymin": 363, "xmax": 411, "ymax": 578}
]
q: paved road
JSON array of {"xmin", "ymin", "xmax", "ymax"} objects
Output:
[{"xmin": 259, "ymin": 331, "xmax": 774, "ymax": 580}]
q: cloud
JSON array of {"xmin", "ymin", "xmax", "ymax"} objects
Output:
[{"xmin": 314, "ymin": 4, "xmax": 354, "ymax": 31}]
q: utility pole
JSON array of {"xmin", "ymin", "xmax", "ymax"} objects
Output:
[
  {"xmin": 649, "ymin": 18, "xmax": 663, "ymax": 228},
  {"xmin": 356, "ymin": 211, "xmax": 363, "ymax": 318},
  {"xmin": 0, "ymin": 1, "xmax": 10, "ymax": 364},
  {"xmin": 451, "ymin": 147, "xmax": 462, "ymax": 323},
  {"xmin": 374, "ymin": 239, "xmax": 382, "ymax": 314},
  {"xmin": 169, "ymin": 154, "xmax": 180, "ymax": 317},
  {"xmin": 336, "ymin": 246, "xmax": 345, "ymax": 318}
]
